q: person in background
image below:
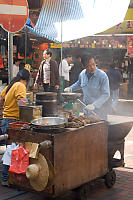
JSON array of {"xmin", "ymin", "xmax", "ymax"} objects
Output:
[
  {"xmin": 69, "ymin": 55, "xmax": 83, "ymax": 85},
  {"xmin": 64, "ymin": 55, "xmax": 110, "ymax": 120},
  {"xmin": 59, "ymin": 55, "xmax": 74, "ymax": 88},
  {"xmin": 13, "ymin": 59, "xmax": 20, "ymax": 78},
  {"xmin": 19, "ymin": 62, "xmax": 25, "ymax": 71},
  {"xmin": 34, "ymin": 49, "xmax": 59, "ymax": 92},
  {"xmin": 106, "ymin": 63, "xmax": 122, "ymax": 113},
  {"xmin": 0, "ymin": 69, "xmax": 30, "ymax": 186}
]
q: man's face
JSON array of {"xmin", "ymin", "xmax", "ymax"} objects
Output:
[
  {"xmin": 67, "ymin": 56, "xmax": 72, "ymax": 63},
  {"xmin": 43, "ymin": 51, "xmax": 50, "ymax": 60},
  {"xmin": 15, "ymin": 61, "xmax": 20, "ymax": 66},
  {"xmin": 85, "ymin": 58, "xmax": 96, "ymax": 74}
]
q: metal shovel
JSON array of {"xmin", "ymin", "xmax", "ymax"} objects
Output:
[{"xmin": 77, "ymin": 99, "xmax": 100, "ymax": 118}]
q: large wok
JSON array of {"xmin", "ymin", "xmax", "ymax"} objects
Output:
[
  {"xmin": 108, "ymin": 116, "xmax": 133, "ymax": 141},
  {"xmin": 108, "ymin": 121, "xmax": 133, "ymax": 141},
  {"xmin": 31, "ymin": 117, "xmax": 67, "ymax": 131}
]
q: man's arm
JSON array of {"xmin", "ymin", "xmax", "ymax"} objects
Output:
[
  {"xmin": 54, "ymin": 60, "xmax": 60, "ymax": 86},
  {"xmin": 117, "ymin": 71, "xmax": 122, "ymax": 83},
  {"xmin": 70, "ymin": 74, "xmax": 82, "ymax": 91},
  {"xmin": 63, "ymin": 61, "xmax": 72, "ymax": 73},
  {"xmin": 34, "ymin": 63, "xmax": 42, "ymax": 88}
]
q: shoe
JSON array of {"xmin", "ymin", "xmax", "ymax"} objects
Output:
[{"xmin": 1, "ymin": 180, "xmax": 9, "ymax": 187}]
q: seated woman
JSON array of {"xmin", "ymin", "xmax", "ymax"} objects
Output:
[{"xmin": 0, "ymin": 69, "xmax": 30, "ymax": 186}]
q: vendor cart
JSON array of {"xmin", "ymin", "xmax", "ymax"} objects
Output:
[{"xmin": 7, "ymin": 117, "xmax": 133, "ymax": 200}]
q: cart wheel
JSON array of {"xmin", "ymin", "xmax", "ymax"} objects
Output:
[
  {"xmin": 75, "ymin": 183, "xmax": 90, "ymax": 200},
  {"xmin": 104, "ymin": 170, "xmax": 116, "ymax": 188}
]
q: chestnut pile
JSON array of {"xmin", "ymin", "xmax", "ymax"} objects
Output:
[{"xmin": 65, "ymin": 114, "xmax": 101, "ymax": 128}]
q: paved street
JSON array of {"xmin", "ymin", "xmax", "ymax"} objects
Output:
[{"xmin": 0, "ymin": 114, "xmax": 133, "ymax": 199}]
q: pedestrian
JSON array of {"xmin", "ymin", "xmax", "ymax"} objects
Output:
[
  {"xmin": 64, "ymin": 55, "xmax": 110, "ymax": 120},
  {"xmin": 13, "ymin": 59, "xmax": 20, "ymax": 78},
  {"xmin": 59, "ymin": 55, "xmax": 74, "ymax": 88},
  {"xmin": 69, "ymin": 55, "xmax": 83, "ymax": 85},
  {"xmin": 34, "ymin": 50, "xmax": 59, "ymax": 92},
  {"xmin": 106, "ymin": 63, "xmax": 122, "ymax": 113},
  {"xmin": 0, "ymin": 69, "xmax": 30, "ymax": 186}
]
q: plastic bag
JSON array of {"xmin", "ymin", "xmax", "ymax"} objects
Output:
[
  {"xmin": 2, "ymin": 143, "xmax": 19, "ymax": 165},
  {"xmin": 9, "ymin": 145, "xmax": 29, "ymax": 174}
]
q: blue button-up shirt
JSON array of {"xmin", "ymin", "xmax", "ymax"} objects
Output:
[{"xmin": 70, "ymin": 68, "xmax": 110, "ymax": 109}]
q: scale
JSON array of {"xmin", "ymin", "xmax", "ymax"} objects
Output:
[{"xmin": 61, "ymin": 93, "xmax": 82, "ymax": 116}]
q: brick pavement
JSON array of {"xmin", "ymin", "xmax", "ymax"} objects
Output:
[{"xmin": 1, "ymin": 167, "xmax": 133, "ymax": 200}]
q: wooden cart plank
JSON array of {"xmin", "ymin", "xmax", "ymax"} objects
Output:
[{"xmin": 53, "ymin": 122, "xmax": 108, "ymax": 195}]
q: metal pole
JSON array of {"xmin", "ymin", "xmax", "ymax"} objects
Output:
[
  {"xmin": 8, "ymin": 32, "xmax": 13, "ymax": 83},
  {"xmin": 61, "ymin": 17, "xmax": 63, "ymax": 75},
  {"xmin": 25, "ymin": 28, "xmax": 27, "ymax": 64},
  {"xmin": 60, "ymin": 0, "xmax": 63, "ymax": 75},
  {"xmin": 60, "ymin": 0, "xmax": 64, "ymax": 92}
]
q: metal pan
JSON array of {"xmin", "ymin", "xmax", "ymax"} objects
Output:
[
  {"xmin": 61, "ymin": 93, "xmax": 82, "ymax": 101},
  {"xmin": 31, "ymin": 117, "xmax": 67, "ymax": 131}
]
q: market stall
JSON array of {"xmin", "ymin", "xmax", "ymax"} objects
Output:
[{"xmin": 1, "ymin": 91, "xmax": 132, "ymax": 199}]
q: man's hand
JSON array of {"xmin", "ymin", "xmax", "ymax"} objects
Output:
[
  {"xmin": 55, "ymin": 85, "xmax": 59, "ymax": 90},
  {"xmin": 70, "ymin": 63, "xmax": 74, "ymax": 67},
  {"xmin": 85, "ymin": 104, "xmax": 95, "ymax": 112},
  {"xmin": 34, "ymin": 82, "xmax": 37, "ymax": 89},
  {"xmin": 64, "ymin": 87, "xmax": 72, "ymax": 93}
]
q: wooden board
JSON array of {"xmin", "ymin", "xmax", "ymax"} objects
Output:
[{"xmin": 53, "ymin": 122, "xmax": 108, "ymax": 195}]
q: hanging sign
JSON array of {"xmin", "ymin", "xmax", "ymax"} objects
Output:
[{"xmin": 50, "ymin": 43, "xmax": 61, "ymax": 48}]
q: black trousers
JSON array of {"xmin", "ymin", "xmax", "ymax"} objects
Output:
[{"xmin": 43, "ymin": 83, "xmax": 56, "ymax": 92}]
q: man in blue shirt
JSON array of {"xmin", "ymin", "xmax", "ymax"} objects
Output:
[{"xmin": 64, "ymin": 55, "xmax": 110, "ymax": 120}]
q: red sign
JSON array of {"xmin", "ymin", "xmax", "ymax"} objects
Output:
[
  {"xmin": 0, "ymin": 0, "xmax": 29, "ymax": 33},
  {"xmin": 127, "ymin": 36, "xmax": 133, "ymax": 57}
]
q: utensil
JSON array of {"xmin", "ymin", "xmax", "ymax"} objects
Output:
[
  {"xmin": 77, "ymin": 99, "xmax": 100, "ymax": 118},
  {"xmin": 31, "ymin": 117, "xmax": 67, "ymax": 131}
]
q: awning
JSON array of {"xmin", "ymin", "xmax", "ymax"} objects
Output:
[
  {"xmin": 28, "ymin": 0, "xmax": 130, "ymax": 42},
  {"xmin": 96, "ymin": 20, "xmax": 133, "ymax": 35},
  {"xmin": 125, "ymin": 8, "xmax": 133, "ymax": 20},
  {"xmin": 26, "ymin": 18, "xmax": 34, "ymax": 28}
]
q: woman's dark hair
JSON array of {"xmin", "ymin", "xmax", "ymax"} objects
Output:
[
  {"xmin": 19, "ymin": 62, "xmax": 25, "ymax": 70},
  {"xmin": 6, "ymin": 69, "xmax": 30, "ymax": 94}
]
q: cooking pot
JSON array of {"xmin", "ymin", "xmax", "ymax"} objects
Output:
[{"xmin": 31, "ymin": 117, "xmax": 67, "ymax": 131}]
